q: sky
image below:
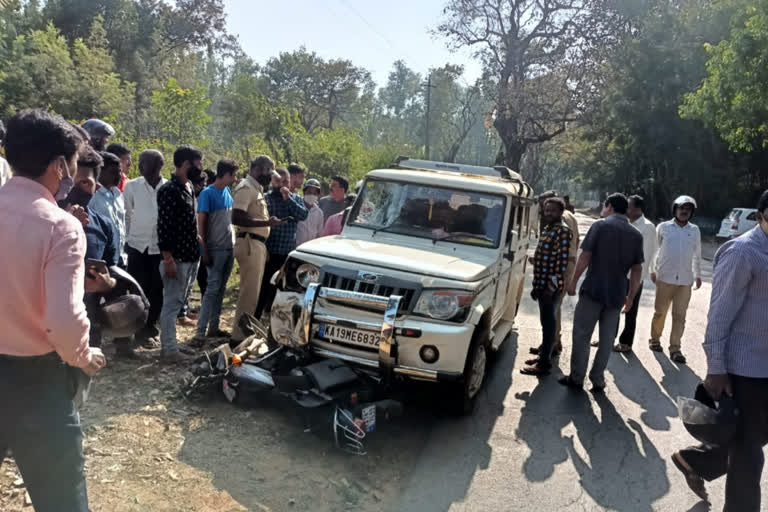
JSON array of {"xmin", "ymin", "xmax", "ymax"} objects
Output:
[{"xmin": 224, "ymin": 0, "xmax": 483, "ymax": 88}]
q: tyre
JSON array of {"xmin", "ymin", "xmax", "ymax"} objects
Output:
[{"xmin": 449, "ymin": 328, "xmax": 489, "ymax": 415}]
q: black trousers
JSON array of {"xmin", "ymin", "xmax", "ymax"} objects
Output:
[
  {"xmin": 618, "ymin": 286, "xmax": 642, "ymax": 346},
  {"xmin": 0, "ymin": 354, "xmax": 89, "ymax": 511},
  {"xmin": 126, "ymin": 245, "xmax": 163, "ymax": 338},
  {"xmin": 537, "ymin": 293, "xmax": 561, "ymax": 369},
  {"xmin": 197, "ymin": 262, "xmax": 208, "ymax": 297},
  {"xmin": 680, "ymin": 375, "xmax": 768, "ymax": 512},
  {"xmin": 254, "ymin": 253, "xmax": 288, "ymax": 319}
]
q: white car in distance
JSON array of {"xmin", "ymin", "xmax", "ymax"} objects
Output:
[{"xmin": 716, "ymin": 208, "xmax": 758, "ymax": 241}]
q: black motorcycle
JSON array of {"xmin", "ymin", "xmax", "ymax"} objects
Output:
[{"xmin": 183, "ymin": 315, "xmax": 402, "ymax": 455}]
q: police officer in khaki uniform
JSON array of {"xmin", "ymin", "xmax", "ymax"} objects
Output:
[{"xmin": 231, "ymin": 155, "xmax": 284, "ymax": 341}]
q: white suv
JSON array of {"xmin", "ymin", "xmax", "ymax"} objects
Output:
[{"xmin": 269, "ymin": 158, "xmax": 537, "ymax": 413}]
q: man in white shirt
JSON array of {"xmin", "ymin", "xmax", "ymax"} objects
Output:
[
  {"xmin": 650, "ymin": 195, "xmax": 702, "ymax": 363},
  {"xmin": 296, "ymin": 179, "xmax": 325, "ymax": 246},
  {"xmin": 123, "ymin": 150, "xmax": 167, "ymax": 347},
  {"xmin": 89, "ymin": 152, "xmax": 126, "ymax": 265},
  {"xmin": 613, "ymin": 195, "xmax": 657, "ymax": 353}
]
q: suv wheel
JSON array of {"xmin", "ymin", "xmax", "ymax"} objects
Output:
[{"xmin": 450, "ymin": 330, "xmax": 489, "ymax": 415}]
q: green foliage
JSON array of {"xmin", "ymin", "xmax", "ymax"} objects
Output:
[
  {"xmin": 150, "ymin": 77, "xmax": 211, "ymax": 145},
  {"xmin": 681, "ymin": 4, "xmax": 768, "ymax": 152}
]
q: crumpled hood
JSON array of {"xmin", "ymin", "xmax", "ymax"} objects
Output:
[{"xmin": 295, "ymin": 235, "xmax": 496, "ymax": 281}]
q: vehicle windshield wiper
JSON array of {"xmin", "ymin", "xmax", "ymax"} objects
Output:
[
  {"xmin": 433, "ymin": 232, "xmax": 494, "ymax": 245},
  {"xmin": 371, "ymin": 223, "xmax": 400, "ymax": 237}
]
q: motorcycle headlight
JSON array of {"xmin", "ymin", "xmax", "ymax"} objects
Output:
[
  {"xmin": 415, "ymin": 290, "xmax": 474, "ymax": 321},
  {"xmin": 296, "ymin": 263, "xmax": 320, "ymax": 289}
]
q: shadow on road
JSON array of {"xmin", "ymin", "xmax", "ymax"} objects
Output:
[
  {"xmin": 397, "ymin": 331, "xmax": 517, "ymax": 511},
  {"xmin": 515, "ymin": 384, "xmax": 670, "ymax": 511},
  {"xmin": 608, "ymin": 353, "xmax": 678, "ymax": 431},
  {"xmin": 654, "ymin": 351, "xmax": 703, "ymax": 402}
]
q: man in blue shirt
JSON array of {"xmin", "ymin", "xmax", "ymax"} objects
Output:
[
  {"xmin": 672, "ymin": 189, "xmax": 768, "ymax": 510},
  {"xmin": 194, "ymin": 159, "xmax": 237, "ymax": 340},
  {"xmin": 59, "ymin": 146, "xmax": 141, "ymax": 358},
  {"xmin": 254, "ymin": 168, "xmax": 308, "ymax": 319}
]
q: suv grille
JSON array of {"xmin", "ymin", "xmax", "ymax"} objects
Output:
[{"xmin": 321, "ymin": 272, "xmax": 416, "ymax": 312}]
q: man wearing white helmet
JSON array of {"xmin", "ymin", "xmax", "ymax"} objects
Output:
[{"xmin": 649, "ymin": 195, "xmax": 702, "ymax": 363}]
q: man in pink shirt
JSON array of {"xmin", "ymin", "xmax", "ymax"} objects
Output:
[{"xmin": 0, "ymin": 109, "xmax": 107, "ymax": 512}]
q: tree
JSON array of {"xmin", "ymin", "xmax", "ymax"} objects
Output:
[
  {"xmin": 150, "ymin": 77, "xmax": 211, "ymax": 144},
  {"xmin": 263, "ymin": 47, "xmax": 374, "ymax": 132},
  {"xmin": 681, "ymin": 4, "xmax": 768, "ymax": 153},
  {"xmin": 438, "ymin": 0, "xmax": 622, "ymax": 171}
]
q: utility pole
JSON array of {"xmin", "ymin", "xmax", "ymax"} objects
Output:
[{"xmin": 424, "ymin": 73, "xmax": 434, "ymax": 160}]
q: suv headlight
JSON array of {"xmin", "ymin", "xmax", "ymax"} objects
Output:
[
  {"xmin": 414, "ymin": 290, "xmax": 474, "ymax": 321},
  {"xmin": 282, "ymin": 258, "xmax": 320, "ymax": 291},
  {"xmin": 296, "ymin": 263, "xmax": 320, "ymax": 288}
]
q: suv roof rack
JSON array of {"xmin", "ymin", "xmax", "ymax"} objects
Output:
[
  {"xmin": 392, "ymin": 156, "xmax": 534, "ymax": 198},
  {"xmin": 394, "ymin": 156, "xmax": 520, "ymax": 181}
]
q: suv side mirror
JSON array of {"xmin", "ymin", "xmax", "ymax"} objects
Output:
[{"xmin": 504, "ymin": 249, "xmax": 515, "ymax": 262}]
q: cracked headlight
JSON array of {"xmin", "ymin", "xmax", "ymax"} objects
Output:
[
  {"xmin": 414, "ymin": 290, "xmax": 474, "ymax": 321},
  {"xmin": 296, "ymin": 263, "xmax": 320, "ymax": 289}
]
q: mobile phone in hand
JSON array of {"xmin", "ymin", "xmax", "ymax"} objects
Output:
[{"xmin": 85, "ymin": 258, "xmax": 109, "ymax": 277}]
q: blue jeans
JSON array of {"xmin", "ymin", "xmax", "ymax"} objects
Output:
[
  {"xmin": 196, "ymin": 249, "xmax": 234, "ymax": 336},
  {"xmin": 159, "ymin": 260, "xmax": 199, "ymax": 354},
  {"xmin": 0, "ymin": 353, "xmax": 89, "ymax": 511}
]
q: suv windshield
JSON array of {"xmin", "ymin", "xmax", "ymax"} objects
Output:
[{"xmin": 349, "ymin": 179, "xmax": 506, "ymax": 248}]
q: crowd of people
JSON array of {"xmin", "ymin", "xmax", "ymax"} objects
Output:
[
  {"xmin": 0, "ymin": 108, "xmax": 766, "ymax": 511},
  {"xmin": 0, "ymin": 109, "xmax": 360, "ymax": 510},
  {"xmin": 523, "ymin": 188, "xmax": 768, "ymax": 511}
]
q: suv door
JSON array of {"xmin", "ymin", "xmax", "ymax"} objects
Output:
[{"xmin": 495, "ymin": 200, "xmax": 533, "ymax": 322}]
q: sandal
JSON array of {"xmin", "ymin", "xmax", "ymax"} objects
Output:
[
  {"xmin": 649, "ymin": 339, "xmax": 663, "ymax": 352},
  {"xmin": 671, "ymin": 452, "xmax": 708, "ymax": 502},
  {"xmin": 525, "ymin": 357, "xmax": 541, "ymax": 366},
  {"xmin": 613, "ymin": 343, "xmax": 633, "ymax": 353},
  {"xmin": 520, "ymin": 364, "xmax": 551, "ymax": 376},
  {"xmin": 670, "ymin": 351, "xmax": 687, "ymax": 364},
  {"xmin": 529, "ymin": 346, "xmax": 541, "ymax": 355}
]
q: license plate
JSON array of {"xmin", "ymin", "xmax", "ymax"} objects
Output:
[
  {"xmin": 318, "ymin": 323, "xmax": 382, "ymax": 348},
  {"xmin": 362, "ymin": 404, "xmax": 376, "ymax": 432}
]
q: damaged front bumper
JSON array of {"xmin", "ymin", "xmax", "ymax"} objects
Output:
[{"xmin": 270, "ymin": 283, "xmax": 465, "ymax": 384}]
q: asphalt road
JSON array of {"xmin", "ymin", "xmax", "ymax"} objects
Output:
[{"xmin": 395, "ymin": 214, "xmax": 759, "ymax": 512}]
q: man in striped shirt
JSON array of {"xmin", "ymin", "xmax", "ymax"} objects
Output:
[{"xmin": 672, "ymin": 189, "xmax": 768, "ymax": 510}]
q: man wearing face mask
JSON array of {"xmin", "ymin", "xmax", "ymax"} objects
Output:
[
  {"xmin": 254, "ymin": 168, "xmax": 309, "ymax": 320},
  {"xmin": 230, "ymin": 155, "xmax": 284, "ymax": 342},
  {"xmin": 296, "ymin": 178, "xmax": 325, "ymax": 246},
  {"xmin": 0, "ymin": 109, "xmax": 107, "ymax": 511},
  {"xmin": 156, "ymin": 146, "xmax": 204, "ymax": 363}
]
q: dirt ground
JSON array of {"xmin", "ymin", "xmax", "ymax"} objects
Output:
[{"xmin": 0, "ymin": 282, "xmax": 430, "ymax": 512}]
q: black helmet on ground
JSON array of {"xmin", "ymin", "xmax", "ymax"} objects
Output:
[{"xmin": 678, "ymin": 383, "xmax": 740, "ymax": 447}]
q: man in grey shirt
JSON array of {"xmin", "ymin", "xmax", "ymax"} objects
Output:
[
  {"xmin": 318, "ymin": 175, "xmax": 350, "ymax": 221},
  {"xmin": 560, "ymin": 193, "xmax": 644, "ymax": 392},
  {"xmin": 194, "ymin": 159, "xmax": 237, "ymax": 339}
]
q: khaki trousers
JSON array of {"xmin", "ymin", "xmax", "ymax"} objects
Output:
[
  {"xmin": 650, "ymin": 280, "xmax": 692, "ymax": 352},
  {"xmin": 232, "ymin": 237, "xmax": 268, "ymax": 341}
]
